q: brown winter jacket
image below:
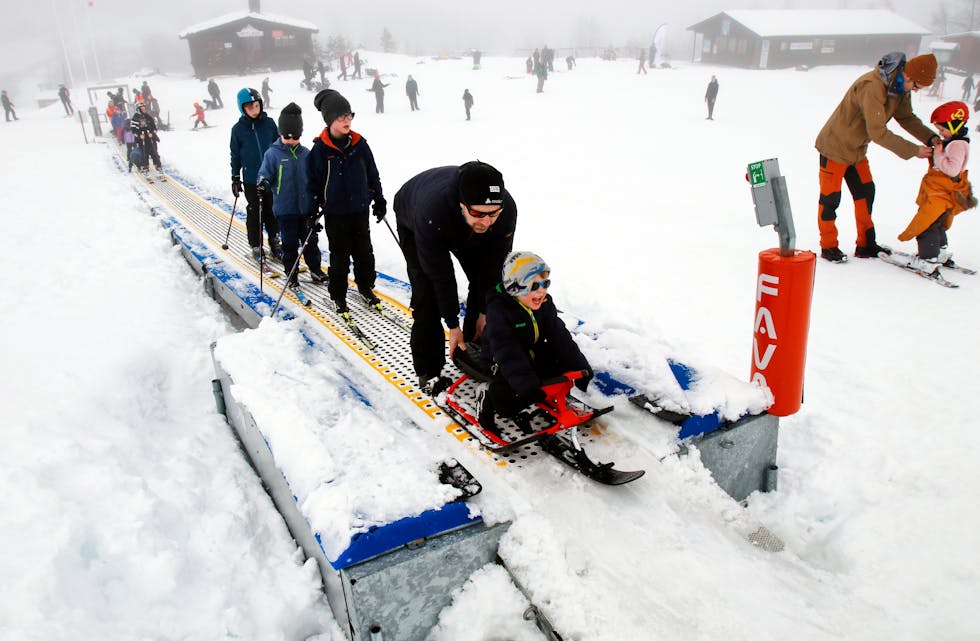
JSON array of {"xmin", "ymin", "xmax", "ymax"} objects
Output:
[
  {"xmin": 898, "ymin": 167, "xmax": 973, "ymax": 241},
  {"xmin": 815, "ymin": 68, "xmax": 934, "ymax": 166}
]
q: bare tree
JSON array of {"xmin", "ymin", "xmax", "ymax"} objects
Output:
[{"xmin": 932, "ymin": 0, "xmax": 979, "ymax": 33}]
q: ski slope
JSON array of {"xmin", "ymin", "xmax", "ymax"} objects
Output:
[{"xmin": 2, "ymin": 52, "xmax": 979, "ymax": 641}]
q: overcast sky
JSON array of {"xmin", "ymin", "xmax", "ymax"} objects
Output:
[{"xmin": 0, "ymin": 0, "xmax": 953, "ymax": 82}]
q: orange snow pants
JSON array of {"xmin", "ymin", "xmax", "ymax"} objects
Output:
[{"xmin": 817, "ymin": 155, "xmax": 876, "ymax": 250}]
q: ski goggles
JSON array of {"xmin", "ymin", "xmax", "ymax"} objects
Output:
[
  {"xmin": 529, "ymin": 278, "xmax": 551, "ymax": 292},
  {"xmin": 465, "ymin": 205, "xmax": 504, "ymax": 219}
]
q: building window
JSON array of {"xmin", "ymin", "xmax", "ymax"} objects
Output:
[{"xmin": 272, "ymin": 30, "xmax": 296, "ymax": 48}]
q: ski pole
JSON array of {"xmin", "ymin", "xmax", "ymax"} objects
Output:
[
  {"xmin": 380, "ymin": 215, "xmax": 400, "ymax": 247},
  {"xmin": 220, "ymin": 195, "xmax": 238, "ymax": 250},
  {"xmin": 271, "ymin": 212, "xmax": 323, "ymax": 318}
]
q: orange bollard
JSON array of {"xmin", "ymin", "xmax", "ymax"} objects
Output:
[{"xmin": 750, "ymin": 248, "xmax": 816, "ymax": 416}]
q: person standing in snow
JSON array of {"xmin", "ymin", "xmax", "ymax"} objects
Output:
[
  {"xmin": 368, "ymin": 72, "xmax": 389, "ymax": 113},
  {"xmin": 406, "ymin": 75, "xmax": 420, "ymax": 111},
  {"xmin": 58, "ymin": 85, "xmax": 73, "ymax": 116},
  {"xmin": 306, "ymin": 89, "xmax": 386, "ymax": 314},
  {"xmin": 392, "ymin": 161, "xmax": 517, "ymax": 393},
  {"xmin": 815, "ymin": 52, "xmax": 937, "ymax": 263},
  {"xmin": 637, "ymin": 48, "xmax": 647, "ymax": 75},
  {"xmin": 230, "ymin": 87, "xmax": 282, "ymax": 261},
  {"xmin": 705, "ymin": 75, "xmax": 719, "ymax": 120},
  {"xmin": 534, "ymin": 58, "xmax": 548, "ymax": 93},
  {"xmin": 476, "ymin": 251, "xmax": 592, "ymax": 431},
  {"xmin": 3, "ymin": 90, "xmax": 19, "ymax": 122},
  {"xmin": 894, "ymin": 101, "xmax": 976, "ymax": 274},
  {"xmin": 337, "ymin": 54, "xmax": 348, "ymax": 81},
  {"xmin": 256, "ymin": 103, "xmax": 328, "ymax": 291},
  {"xmin": 353, "ymin": 52, "xmax": 363, "ymax": 79},
  {"xmin": 462, "ymin": 89, "xmax": 474, "ymax": 120},
  {"xmin": 189, "ymin": 102, "xmax": 208, "ymax": 129},
  {"xmin": 208, "ymin": 79, "xmax": 223, "ymax": 108},
  {"xmin": 131, "ymin": 103, "xmax": 161, "ymax": 173},
  {"xmin": 962, "ymin": 74, "xmax": 974, "ymax": 103},
  {"xmin": 261, "ymin": 77, "xmax": 273, "ymax": 109}
]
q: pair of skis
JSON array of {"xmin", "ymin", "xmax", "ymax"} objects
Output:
[{"xmin": 877, "ymin": 250, "xmax": 975, "ymax": 288}]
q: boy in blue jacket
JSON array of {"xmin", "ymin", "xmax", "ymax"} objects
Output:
[
  {"xmin": 306, "ymin": 89, "xmax": 386, "ymax": 313},
  {"xmin": 478, "ymin": 251, "xmax": 592, "ymax": 428},
  {"xmin": 256, "ymin": 103, "xmax": 328, "ymax": 290},
  {"xmin": 230, "ymin": 87, "xmax": 282, "ymax": 261}
]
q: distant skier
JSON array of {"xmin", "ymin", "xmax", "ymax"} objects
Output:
[
  {"xmin": 705, "ymin": 75, "xmax": 719, "ymax": 120},
  {"xmin": 472, "ymin": 49, "xmax": 482, "ymax": 69},
  {"xmin": 230, "ymin": 87, "xmax": 281, "ymax": 261},
  {"xmin": 815, "ymin": 52, "xmax": 937, "ymax": 263},
  {"xmin": 894, "ymin": 101, "xmax": 975, "ymax": 274},
  {"xmin": 337, "ymin": 54, "xmax": 348, "ymax": 81},
  {"xmin": 261, "ymin": 77, "xmax": 273, "ymax": 109},
  {"xmin": 302, "ymin": 58, "xmax": 314, "ymax": 89},
  {"xmin": 110, "ymin": 107, "xmax": 125, "ymax": 140},
  {"xmin": 140, "ymin": 81, "xmax": 152, "ymax": 101},
  {"xmin": 525, "ymin": 56, "xmax": 533, "ymax": 74},
  {"xmin": 131, "ymin": 103, "xmax": 162, "ymax": 173},
  {"xmin": 123, "ymin": 118, "xmax": 137, "ymax": 171},
  {"xmin": 368, "ymin": 72, "xmax": 389, "ymax": 113},
  {"xmin": 565, "ymin": 54, "xmax": 575, "ymax": 71},
  {"xmin": 406, "ymin": 75, "xmax": 420, "ymax": 111},
  {"xmin": 353, "ymin": 52, "xmax": 363, "ymax": 79},
  {"xmin": 534, "ymin": 59, "xmax": 548, "ymax": 93},
  {"xmin": 962, "ymin": 73, "xmax": 974, "ymax": 103},
  {"xmin": 255, "ymin": 102, "xmax": 328, "ymax": 290},
  {"xmin": 637, "ymin": 48, "xmax": 647, "ymax": 75},
  {"xmin": 58, "ymin": 84, "xmax": 73, "ymax": 115},
  {"xmin": 392, "ymin": 161, "xmax": 518, "ymax": 392},
  {"xmin": 476, "ymin": 251, "xmax": 592, "ymax": 431},
  {"xmin": 208, "ymin": 78, "xmax": 223, "ymax": 108},
  {"xmin": 462, "ymin": 89, "xmax": 474, "ymax": 120},
  {"xmin": 189, "ymin": 101, "xmax": 208, "ymax": 129},
  {"xmin": 317, "ymin": 60, "xmax": 326, "ymax": 86},
  {"xmin": 306, "ymin": 89, "xmax": 386, "ymax": 313}
]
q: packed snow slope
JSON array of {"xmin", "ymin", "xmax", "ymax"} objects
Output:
[{"xmin": 2, "ymin": 51, "xmax": 978, "ymax": 641}]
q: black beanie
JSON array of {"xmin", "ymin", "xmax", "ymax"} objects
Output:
[
  {"xmin": 458, "ymin": 161, "xmax": 505, "ymax": 206},
  {"xmin": 313, "ymin": 89, "xmax": 351, "ymax": 124},
  {"xmin": 278, "ymin": 102, "xmax": 303, "ymax": 138}
]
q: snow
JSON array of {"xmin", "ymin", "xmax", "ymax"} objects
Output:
[
  {"xmin": 3, "ymin": 51, "xmax": 980, "ymax": 641},
  {"xmin": 178, "ymin": 11, "xmax": 319, "ymax": 39},
  {"xmin": 710, "ymin": 10, "xmax": 930, "ymax": 37}
]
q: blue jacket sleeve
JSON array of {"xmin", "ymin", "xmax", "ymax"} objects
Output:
[{"xmin": 229, "ymin": 126, "xmax": 242, "ymax": 179}]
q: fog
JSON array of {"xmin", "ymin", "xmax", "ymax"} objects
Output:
[{"xmin": 0, "ymin": 0, "xmax": 951, "ymax": 89}]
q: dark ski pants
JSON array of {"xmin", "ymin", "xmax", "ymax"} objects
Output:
[
  {"xmin": 3, "ymin": 106, "xmax": 16, "ymax": 121},
  {"xmin": 408, "ymin": 94, "xmax": 419, "ymax": 111},
  {"xmin": 397, "ymin": 225, "xmax": 484, "ymax": 379},
  {"xmin": 706, "ymin": 98, "xmax": 716, "ymax": 119},
  {"xmin": 818, "ymin": 155, "xmax": 876, "ymax": 250},
  {"xmin": 487, "ymin": 345, "xmax": 569, "ymax": 418},
  {"xmin": 465, "ymin": 105, "xmax": 471, "ymax": 120},
  {"xmin": 139, "ymin": 139, "xmax": 161, "ymax": 170},
  {"xmin": 243, "ymin": 183, "xmax": 279, "ymax": 250},
  {"xmin": 278, "ymin": 215, "xmax": 323, "ymax": 279},
  {"xmin": 375, "ymin": 95, "xmax": 385, "ymax": 113},
  {"xmin": 916, "ymin": 212, "xmax": 950, "ymax": 260},
  {"xmin": 324, "ymin": 211, "xmax": 375, "ymax": 303}
]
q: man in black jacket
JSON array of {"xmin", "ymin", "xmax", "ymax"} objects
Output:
[{"xmin": 393, "ymin": 161, "xmax": 517, "ymax": 391}]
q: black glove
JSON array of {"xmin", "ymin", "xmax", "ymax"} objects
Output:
[
  {"xmin": 574, "ymin": 368, "xmax": 594, "ymax": 393},
  {"xmin": 231, "ymin": 177, "xmax": 242, "ymax": 198},
  {"xmin": 256, "ymin": 180, "xmax": 267, "ymax": 198},
  {"xmin": 307, "ymin": 213, "xmax": 323, "ymax": 232},
  {"xmin": 372, "ymin": 198, "xmax": 387, "ymax": 222}
]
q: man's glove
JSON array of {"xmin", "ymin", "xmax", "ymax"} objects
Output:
[
  {"xmin": 372, "ymin": 198, "xmax": 387, "ymax": 222},
  {"xmin": 231, "ymin": 177, "xmax": 242, "ymax": 198},
  {"xmin": 574, "ymin": 368, "xmax": 594, "ymax": 393},
  {"xmin": 256, "ymin": 180, "xmax": 267, "ymax": 198},
  {"xmin": 307, "ymin": 213, "xmax": 323, "ymax": 232}
]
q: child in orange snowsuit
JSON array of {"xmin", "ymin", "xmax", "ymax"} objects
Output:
[
  {"xmin": 190, "ymin": 102, "xmax": 208, "ymax": 129},
  {"xmin": 897, "ymin": 101, "xmax": 976, "ymax": 273}
]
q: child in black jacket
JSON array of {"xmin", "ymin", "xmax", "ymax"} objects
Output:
[{"xmin": 479, "ymin": 251, "xmax": 592, "ymax": 427}]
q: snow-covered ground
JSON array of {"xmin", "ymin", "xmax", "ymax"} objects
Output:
[{"xmin": 2, "ymin": 51, "xmax": 979, "ymax": 641}]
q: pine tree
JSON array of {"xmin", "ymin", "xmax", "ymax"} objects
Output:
[{"xmin": 381, "ymin": 28, "xmax": 396, "ymax": 53}]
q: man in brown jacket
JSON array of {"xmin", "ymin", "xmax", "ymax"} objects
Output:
[{"xmin": 815, "ymin": 52, "xmax": 939, "ymax": 262}]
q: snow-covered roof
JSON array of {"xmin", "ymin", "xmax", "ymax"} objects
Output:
[
  {"xmin": 692, "ymin": 10, "xmax": 929, "ymax": 38},
  {"xmin": 178, "ymin": 11, "xmax": 318, "ymax": 38}
]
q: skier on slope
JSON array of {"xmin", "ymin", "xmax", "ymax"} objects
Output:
[
  {"xmin": 131, "ymin": 103, "xmax": 162, "ymax": 174},
  {"xmin": 894, "ymin": 101, "xmax": 976, "ymax": 274},
  {"xmin": 392, "ymin": 161, "xmax": 518, "ymax": 393},
  {"xmin": 476, "ymin": 251, "xmax": 592, "ymax": 431},
  {"xmin": 230, "ymin": 87, "xmax": 282, "ymax": 261}
]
